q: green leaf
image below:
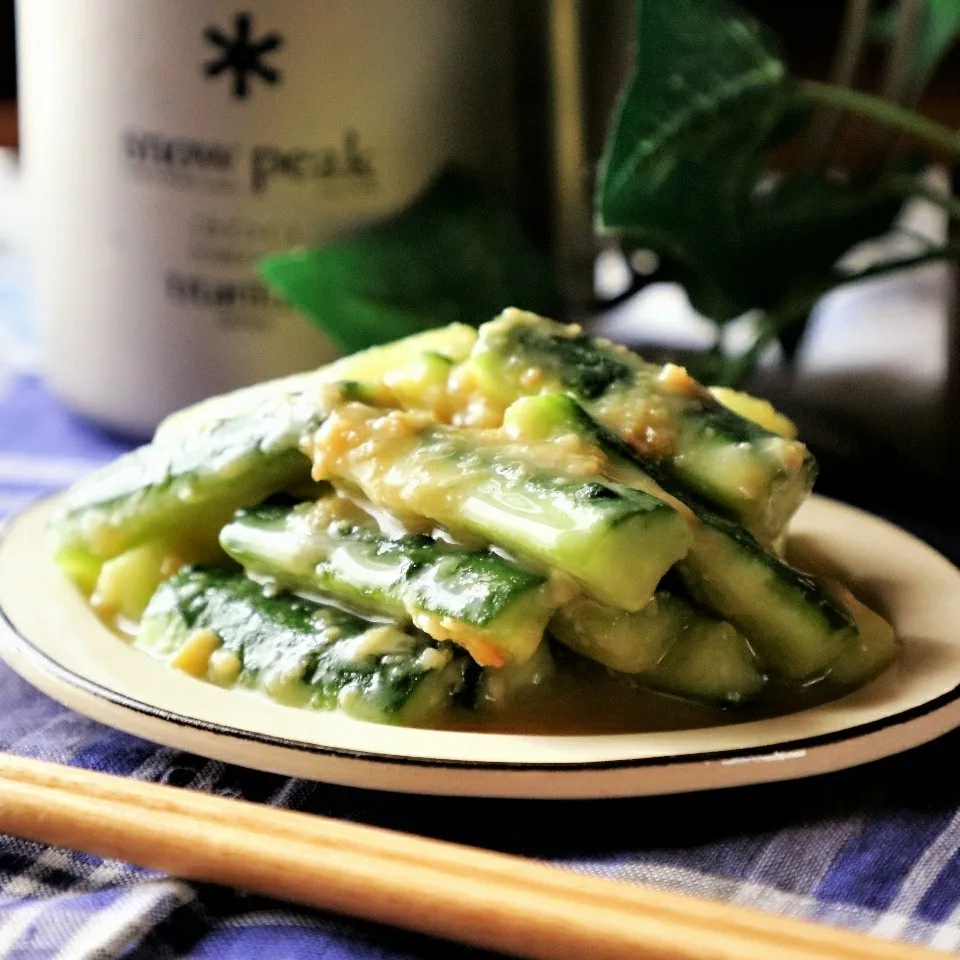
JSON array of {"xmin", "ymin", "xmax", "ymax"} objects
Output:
[
  {"xmin": 598, "ymin": 0, "xmax": 788, "ymax": 223},
  {"xmin": 260, "ymin": 168, "xmax": 558, "ymax": 355},
  {"xmin": 596, "ymin": 0, "xmax": 793, "ymax": 320},
  {"xmin": 741, "ymin": 171, "xmax": 906, "ymax": 305},
  {"xmin": 596, "ymin": 0, "xmax": 908, "ymax": 327},
  {"xmin": 916, "ymin": 0, "xmax": 960, "ymax": 86},
  {"xmin": 873, "ymin": 0, "xmax": 960, "ymax": 100}
]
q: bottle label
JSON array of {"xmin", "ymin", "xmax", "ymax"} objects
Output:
[{"xmin": 18, "ymin": 0, "xmax": 516, "ymax": 430}]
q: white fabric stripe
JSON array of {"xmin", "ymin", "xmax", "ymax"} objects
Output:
[
  {"xmin": 0, "ymin": 903, "xmax": 47, "ymax": 957},
  {"xmin": 78, "ymin": 861, "xmax": 136, "ymax": 897},
  {"xmin": 8, "ymin": 713, "xmax": 104, "ymax": 768},
  {"xmin": 51, "ymin": 880, "xmax": 195, "ymax": 960},
  {"xmin": 183, "ymin": 760, "xmax": 226, "ymax": 794},
  {"xmin": 0, "ymin": 875, "xmax": 59, "ymax": 903},
  {"xmin": 927, "ymin": 892, "xmax": 960, "ymax": 951},
  {"xmin": 0, "ymin": 849, "xmax": 76, "ymax": 902},
  {"xmin": 870, "ymin": 808, "xmax": 960, "ymax": 940},
  {"xmin": 120, "ymin": 747, "xmax": 180, "ymax": 785},
  {"xmin": 747, "ymin": 817, "xmax": 866, "ymax": 896},
  {"xmin": 0, "ymin": 455, "xmax": 102, "ymax": 487},
  {"xmin": 929, "ymin": 921, "xmax": 960, "ymax": 954}
]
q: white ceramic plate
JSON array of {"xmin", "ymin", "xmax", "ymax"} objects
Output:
[{"xmin": 2, "ymin": 496, "xmax": 960, "ymax": 799}]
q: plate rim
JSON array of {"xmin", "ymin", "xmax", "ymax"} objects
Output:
[
  {"xmin": 3, "ymin": 495, "xmax": 960, "ymax": 782},
  {"xmin": 5, "ymin": 594, "xmax": 960, "ymax": 772}
]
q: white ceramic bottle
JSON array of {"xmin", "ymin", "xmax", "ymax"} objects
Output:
[{"xmin": 17, "ymin": 0, "xmax": 517, "ymax": 434}]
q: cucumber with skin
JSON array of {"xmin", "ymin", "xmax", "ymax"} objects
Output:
[
  {"xmin": 137, "ymin": 568, "xmax": 470, "ymax": 725},
  {"xmin": 219, "ymin": 500, "xmax": 565, "ymax": 667},
  {"xmin": 47, "ymin": 388, "xmax": 333, "ymax": 588},
  {"xmin": 506, "ymin": 392, "xmax": 859, "ymax": 682},
  {"xmin": 155, "ymin": 323, "xmax": 477, "ymax": 443},
  {"xmin": 677, "ymin": 511, "xmax": 858, "ymax": 682},
  {"xmin": 821, "ymin": 582, "xmax": 898, "ymax": 688},
  {"xmin": 307, "ymin": 404, "xmax": 693, "ymax": 612},
  {"xmin": 53, "ymin": 326, "xmax": 481, "ymax": 589},
  {"xmin": 551, "ymin": 592, "xmax": 766, "ymax": 705},
  {"xmin": 644, "ymin": 612, "xmax": 767, "ymax": 705},
  {"xmin": 466, "ymin": 309, "xmax": 815, "ymax": 542}
]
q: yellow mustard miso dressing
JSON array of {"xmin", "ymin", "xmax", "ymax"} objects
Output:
[
  {"xmin": 436, "ymin": 652, "xmax": 843, "ymax": 736},
  {"xmin": 109, "ymin": 605, "xmax": 840, "ymax": 736}
]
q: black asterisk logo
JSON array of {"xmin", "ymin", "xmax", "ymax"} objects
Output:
[{"xmin": 203, "ymin": 13, "xmax": 283, "ymax": 100}]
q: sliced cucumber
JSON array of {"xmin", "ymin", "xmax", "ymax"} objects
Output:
[
  {"xmin": 47, "ymin": 387, "xmax": 334, "ymax": 587},
  {"xmin": 137, "ymin": 568, "xmax": 469, "ymax": 725},
  {"xmin": 708, "ymin": 386, "xmax": 797, "ymax": 439},
  {"xmin": 90, "ymin": 540, "xmax": 180, "ymax": 623},
  {"xmin": 507, "ymin": 392, "xmax": 858, "ymax": 682},
  {"xmin": 645, "ymin": 615, "xmax": 767, "ymax": 705},
  {"xmin": 155, "ymin": 323, "xmax": 477, "ymax": 443},
  {"xmin": 550, "ymin": 594, "xmax": 684, "ymax": 674},
  {"xmin": 678, "ymin": 512, "xmax": 858, "ymax": 682},
  {"xmin": 466, "ymin": 309, "xmax": 815, "ymax": 541},
  {"xmin": 220, "ymin": 501, "xmax": 563, "ymax": 667},
  {"xmin": 551, "ymin": 590, "xmax": 766, "ymax": 704},
  {"xmin": 823, "ymin": 584, "xmax": 898, "ymax": 688},
  {"xmin": 308, "ymin": 404, "xmax": 693, "ymax": 611},
  {"xmin": 59, "ymin": 326, "xmax": 479, "ymax": 588}
]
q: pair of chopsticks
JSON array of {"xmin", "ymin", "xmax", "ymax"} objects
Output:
[{"xmin": 0, "ymin": 752, "xmax": 941, "ymax": 960}]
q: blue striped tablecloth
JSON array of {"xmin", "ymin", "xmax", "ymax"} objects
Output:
[{"xmin": 3, "ymin": 372, "xmax": 960, "ymax": 958}]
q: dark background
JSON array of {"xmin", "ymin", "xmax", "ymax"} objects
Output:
[
  {"xmin": 1, "ymin": 0, "xmax": 14, "ymax": 100},
  {"xmin": 1, "ymin": 0, "xmax": 14, "ymax": 147}
]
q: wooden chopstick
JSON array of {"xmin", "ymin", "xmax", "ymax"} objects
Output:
[{"xmin": 0, "ymin": 752, "xmax": 941, "ymax": 960}]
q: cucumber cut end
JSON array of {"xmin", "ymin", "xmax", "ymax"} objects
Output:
[
  {"xmin": 91, "ymin": 541, "xmax": 179, "ymax": 623},
  {"xmin": 409, "ymin": 582, "xmax": 552, "ymax": 669},
  {"xmin": 824, "ymin": 585, "xmax": 899, "ymax": 688},
  {"xmin": 550, "ymin": 595, "xmax": 681, "ymax": 674},
  {"xmin": 51, "ymin": 542, "xmax": 104, "ymax": 595},
  {"xmin": 648, "ymin": 619, "xmax": 767, "ymax": 705},
  {"xmin": 562, "ymin": 507, "xmax": 693, "ymax": 612}
]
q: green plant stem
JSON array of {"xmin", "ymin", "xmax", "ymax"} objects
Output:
[
  {"xmin": 716, "ymin": 295, "xmax": 822, "ymax": 387},
  {"xmin": 720, "ymin": 241, "xmax": 960, "ymax": 387},
  {"xmin": 799, "ymin": 79, "xmax": 960, "ymax": 158},
  {"xmin": 715, "ymin": 331, "xmax": 775, "ymax": 388},
  {"xmin": 836, "ymin": 241, "xmax": 960, "ymax": 283}
]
